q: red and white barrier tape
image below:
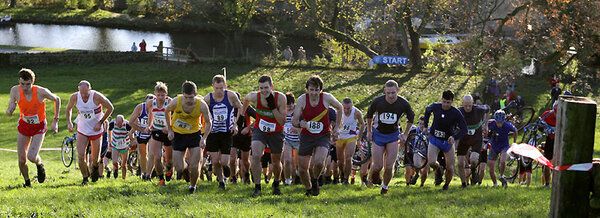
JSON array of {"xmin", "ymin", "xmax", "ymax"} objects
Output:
[{"xmin": 507, "ymin": 143, "xmax": 595, "ymax": 172}]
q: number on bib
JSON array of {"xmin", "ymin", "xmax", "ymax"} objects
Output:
[
  {"xmin": 379, "ymin": 113, "xmax": 397, "ymax": 124},
  {"xmin": 306, "ymin": 121, "xmax": 323, "ymax": 134},
  {"xmin": 467, "ymin": 129, "xmax": 476, "ymax": 136},
  {"xmin": 81, "ymin": 110, "xmax": 94, "ymax": 120},
  {"xmin": 154, "ymin": 117, "xmax": 166, "ymax": 126},
  {"xmin": 434, "ymin": 130, "xmax": 446, "ymax": 138},
  {"xmin": 139, "ymin": 118, "xmax": 148, "ymax": 128},
  {"xmin": 213, "ymin": 107, "xmax": 228, "ymax": 122},
  {"xmin": 174, "ymin": 119, "xmax": 192, "ymax": 130},
  {"xmin": 23, "ymin": 115, "xmax": 40, "ymax": 124},
  {"xmin": 259, "ymin": 119, "xmax": 276, "ymax": 133}
]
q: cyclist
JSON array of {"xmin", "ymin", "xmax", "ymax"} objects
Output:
[
  {"xmin": 487, "ymin": 110, "xmax": 518, "ymax": 188},
  {"xmin": 457, "ymin": 95, "xmax": 489, "ymax": 187},
  {"xmin": 424, "ymin": 90, "xmax": 467, "ymax": 191},
  {"xmin": 365, "ymin": 80, "xmax": 415, "ymax": 194},
  {"xmin": 541, "ymin": 102, "xmax": 557, "ymax": 187},
  {"xmin": 6, "ymin": 68, "xmax": 61, "ymax": 187}
]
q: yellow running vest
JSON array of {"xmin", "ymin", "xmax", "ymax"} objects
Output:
[{"xmin": 171, "ymin": 96, "xmax": 203, "ymax": 134}]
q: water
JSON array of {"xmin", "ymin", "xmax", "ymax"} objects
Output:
[{"xmin": 0, "ymin": 23, "xmax": 320, "ymax": 57}]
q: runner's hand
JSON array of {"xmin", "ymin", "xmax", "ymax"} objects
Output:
[
  {"xmin": 398, "ymin": 133, "xmax": 407, "ymax": 145},
  {"xmin": 199, "ymin": 138, "xmax": 206, "ymax": 149},
  {"xmin": 299, "ymin": 120, "xmax": 307, "ymax": 129},
  {"xmin": 168, "ymin": 130, "xmax": 174, "ymax": 141},
  {"xmin": 67, "ymin": 122, "xmax": 74, "ymax": 132},
  {"xmin": 231, "ymin": 125, "xmax": 238, "ymax": 136},
  {"xmin": 266, "ymin": 93, "xmax": 277, "ymax": 110},
  {"xmin": 366, "ymin": 131, "xmax": 372, "ymax": 142},
  {"xmin": 94, "ymin": 122, "xmax": 102, "ymax": 132},
  {"xmin": 51, "ymin": 119, "xmax": 58, "ymax": 135},
  {"xmin": 448, "ymin": 136, "xmax": 455, "ymax": 146},
  {"xmin": 241, "ymin": 126, "xmax": 250, "ymax": 135}
]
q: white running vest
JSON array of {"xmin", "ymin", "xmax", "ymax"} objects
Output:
[
  {"xmin": 76, "ymin": 90, "xmax": 104, "ymax": 136},
  {"xmin": 340, "ymin": 107, "xmax": 359, "ymax": 140}
]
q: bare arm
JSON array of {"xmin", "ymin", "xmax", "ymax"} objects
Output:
[
  {"xmin": 6, "ymin": 86, "xmax": 18, "ymax": 116},
  {"xmin": 199, "ymin": 99, "xmax": 212, "ymax": 148},
  {"xmin": 292, "ymin": 94, "xmax": 306, "ymax": 128},
  {"xmin": 272, "ymin": 92, "xmax": 287, "ymax": 125},
  {"xmin": 355, "ymin": 108, "xmax": 365, "ymax": 142},
  {"xmin": 40, "ymin": 87, "xmax": 61, "ymax": 134},
  {"xmin": 65, "ymin": 93, "xmax": 78, "ymax": 132},
  {"xmin": 129, "ymin": 104, "xmax": 144, "ymax": 132},
  {"xmin": 95, "ymin": 92, "xmax": 114, "ymax": 124},
  {"xmin": 325, "ymin": 93, "xmax": 343, "ymax": 136},
  {"xmin": 229, "ymin": 90, "xmax": 243, "ymax": 124},
  {"xmin": 165, "ymin": 97, "xmax": 178, "ymax": 140},
  {"xmin": 145, "ymin": 99, "xmax": 153, "ymax": 132},
  {"xmin": 242, "ymin": 92, "xmax": 257, "ymax": 118}
]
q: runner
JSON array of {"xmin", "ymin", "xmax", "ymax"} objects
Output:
[
  {"xmin": 365, "ymin": 80, "xmax": 414, "ymax": 194},
  {"xmin": 292, "ymin": 75, "xmax": 343, "ymax": 196},
  {"xmin": 457, "ymin": 95, "xmax": 489, "ymax": 187},
  {"xmin": 165, "ymin": 81, "xmax": 212, "ymax": 194},
  {"xmin": 282, "ymin": 92, "xmax": 300, "ymax": 186},
  {"xmin": 66, "ymin": 80, "xmax": 114, "ymax": 184},
  {"xmin": 230, "ymin": 92, "xmax": 255, "ymax": 184},
  {"xmin": 540, "ymin": 102, "xmax": 557, "ymax": 187},
  {"xmin": 107, "ymin": 115, "xmax": 135, "ymax": 179},
  {"xmin": 336, "ymin": 98, "xmax": 365, "ymax": 185},
  {"xmin": 423, "ymin": 90, "xmax": 467, "ymax": 191},
  {"xmin": 204, "ymin": 75, "xmax": 243, "ymax": 190},
  {"xmin": 6, "ymin": 68, "xmax": 61, "ymax": 187},
  {"xmin": 129, "ymin": 94, "xmax": 155, "ymax": 179},
  {"xmin": 243, "ymin": 75, "xmax": 287, "ymax": 196},
  {"xmin": 145, "ymin": 81, "xmax": 172, "ymax": 186},
  {"xmin": 487, "ymin": 110, "xmax": 518, "ymax": 188}
]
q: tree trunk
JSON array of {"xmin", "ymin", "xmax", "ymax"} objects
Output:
[
  {"xmin": 9, "ymin": 0, "xmax": 17, "ymax": 8},
  {"xmin": 403, "ymin": 11, "xmax": 423, "ymax": 73},
  {"xmin": 317, "ymin": 24, "xmax": 379, "ymax": 58},
  {"xmin": 549, "ymin": 96, "xmax": 597, "ymax": 217}
]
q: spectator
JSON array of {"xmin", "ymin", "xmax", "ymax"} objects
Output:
[
  {"xmin": 283, "ymin": 46, "xmax": 293, "ymax": 62},
  {"xmin": 549, "ymin": 74, "xmax": 560, "ymax": 88},
  {"xmin": 157, "ymin": 41, "xmax": 164, "ymax": 55},
  {"xmin": 131, "ymin": 42, "xmax": 138, "ymax": 52},
  {"xmin": 139, "ymin": 39, "xmax": 147, "ymax": 52},
  {"xmin": 297, "ymin": 46, "xmax": 306, "ymax": 63}
]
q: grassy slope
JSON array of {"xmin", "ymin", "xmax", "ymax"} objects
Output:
[{"xmin": 0, "ymin": 63, "xmax": 597, "ymax": 216}]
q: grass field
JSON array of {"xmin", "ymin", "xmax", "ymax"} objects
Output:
[{"xmin": 0, "ymin": 63, "xmax": 598, "ymax": 216}]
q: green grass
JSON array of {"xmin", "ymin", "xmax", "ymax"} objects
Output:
[
  {"xmin": 0, "ymin": 45, "xmax": 72, "ymax": 52},
  {"xmin": 0, "ymin": 63, "xmax": 598, "ymax": 216}
]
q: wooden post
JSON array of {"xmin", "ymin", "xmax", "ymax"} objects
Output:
[
  {"xmin": 549, "ymin": 96, "xmax": 597, "ymax": 217},
  {"xmin": 591, "ymin": 159, "xmax": 600, "ymax": 213}
]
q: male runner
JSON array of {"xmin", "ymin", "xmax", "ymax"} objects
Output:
[
  {"xmin": 66, "ymin": 80, "xmax": 114, "ymax": 184},
  {"xmin": 230, "ymin": 92, "xmax": 255, "ymax": 184},
  {"xmin": 204, "ymin": 75, "xmax": 243, "ymax": 190},
  {"xmin": 107, "ymin": 115, "xmax": 134, "ymax": 179},
  {"xmin": 243, "ymin": 75, "xmax": 287, "ymax": 196},
  {"xmin": 166, "ymin": 81, "xmax": 212, "ymax": 194},
  {"xmin": 145, "ymin": 81, "xmax": 172, "ymax": 185},
  {"xmin": 292, "ymin": 75, "xmax": 343, "ymax": 196},
  {"xmin": 283, "ymin": 92, "xmax": 300, "ymax": 185},
  {"xmin": 129, "ymin": 94, "xmax": 155, "ymax": 179},
  {"xmin": 336, "ymin": 98, "xmax": 365, "ymax": 185},
  {"xmin": 424, "ymin": 90, "xmax": 467, "ymax": 190},
  {"xmin": 457, "ymin": 95, "xmax": 489, "ymax": 187},
  {"xmin": 6, "ymin": 68, "xmax": 61, "ymax": 187},
  {"xmin": 365, "ymin": 80, "xmax": 414, "ymax": 194}
]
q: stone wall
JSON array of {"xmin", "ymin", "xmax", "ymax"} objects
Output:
[{"xmin": 0, "ymin": 51, "xmax": 161, "ymax": 66}]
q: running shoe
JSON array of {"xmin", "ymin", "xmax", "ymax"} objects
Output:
[
  {"xmin": 218, "ymin": 181, "xmax": 226, "ymax": 190},
  {"xmin": 381, "ymin": 187, "xmax": 388, "ymax": 195},
  {"xmin": 157, "ymin": 179, "xmax": 166, "ymax": 186},
  {"xmin": 91, "ymin": 165, "xmax": 100, "ymax": 182},
  {"xmin": 434, "ymin": 167, "xmax": 443, "ymax": 186},
  {"xmin": 223, "ymin": 166, "xmax": 231, "ymax": 178},
  {"xmin": 113, "ymin": 169, "xmax": 118, "ymax": 179},
  {"xmin": 165, "ymin": 169, "xmax": 173, "ymax": 182},
  {"xmin": 188, "ymin": 186, "xmax": 196, "ymax": 194},
  {"xmin": 272, "ymin": 181, "xmax": 281, "ymax": 195},
  {"xmin": 252, "ymin": 184, "xmax": 262, "ymax": 197},
  {"xmin": 24, "ymin": 179, "xmax": 31, "ymax": 187},
  {"xmin": 499, "ymin": 176, "xmax": 508, "ymax": 188},
  {"xmin": 36, "ymin": 163, "xmax": 46, "ymax": 183},
  {"xmin": 442, "ymin": 184, "xmax": 449, "ymax": 191},
  {"xmin": 409, "ymin": 174, "xmax": 420, "ymax": 185},
  {"xmin": 311, "ymin": 178, "xmax": 320, "ymax": 196},
  {"xmin": 81, "ymin": 177, "xmax": 89, "ymax": 186}
]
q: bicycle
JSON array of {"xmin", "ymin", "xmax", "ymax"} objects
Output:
[
  {"xmin": 397, "ymin": 131, "xmax": 428, "ymax": 173},
  {"xmin": 351, "ymin": 138, "xmax": 372, "ymax": 167},
  {"xmin": 503, "ymin": 102, "xmax": 535, "ymax": 131},
  {"xmin": 61, "ymin": 133, "xmax": 77, "ymax": 167},
  {"xmin": 127, "ymin": 144, "xmax": 139, "ymax": 173}
]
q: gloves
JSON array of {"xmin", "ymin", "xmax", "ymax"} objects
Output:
[{"xmin": 266, "ymin": 93, "xmax": 277, "ymax": 110}]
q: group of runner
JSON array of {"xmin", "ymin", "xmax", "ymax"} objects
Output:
[{"xmin": 7, "ymin": 68, "xmax": 558, "ymax": 195}]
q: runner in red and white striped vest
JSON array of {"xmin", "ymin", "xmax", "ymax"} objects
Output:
[
  {"xmin": 145, "ymin": 81, "xmax": 173, "ymax": 185},
  {"xmin": 108, "ymin": 115, "xmax": 134, "ymax": 180}
]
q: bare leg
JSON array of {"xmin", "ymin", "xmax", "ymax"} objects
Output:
[
  {"xmin": 17, "ymin": 133, "xmax": 33, "ymax": 181},
  {"xmin": 138, "ymin": 142, "xmax": 148, "ymax": 175},
  {"xmin": 76, "ymin": 133, "xmax": 91, "ymax": 178},
  {"xmin": 382, "ymin": 141, "xmax": 399, "ymax": 187},
  {"xmin": 189, "ymin": 147, "xmax": 202, "ymax": 187},
  {"xmin": 298, "ymin": 155, "xmax": 312, "ymax": 190},
  {"xmin": 250, "ymin": 141, "xmax": 266, "ymax": 185},
  {"xmin": 121, "ymin": 152, "xmax": 128, "ymax": 179},
  {"xmin": 443, "ymin": 145, "xmax": 456, "ymax": 187}
]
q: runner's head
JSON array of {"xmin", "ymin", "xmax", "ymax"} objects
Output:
[
  {"xmin": 182, "ymin": 80, "xmax": 198, "ymax": 105},
  {"xmin": 305, "ymin": 75, "xmax": 323, "ymax": 99},
  {"xmin": 145, "ymin": 94, "xmax": 155, "ymax": 101},
  {"xmin": 384, "ymin": 80, "xmax": 399, "ymax": 102},
  {"xmin": 258, "ymin": 75, "xmax": 273, "ymax": 96},
  {"xmin": 342, "ymin": 97, "xmax": 353, "ymax": 115},
  {"xmin": 441, "ymin": 90, "xmax": 454, "ymax": 110},
  {"xmin": 461, "ymin": 95, "xmax": 474, "ymax": 112},
  {"xmin": 286, "ymin": 92, "xmax": 295, "ymax": 113},
  {"xmin": 212, "ymin": 75, "xmax": 226, "ymax": 96},
  {"xmin": 154, "ymin": 81, "xmax": 168, "ymax": 102},
  {"xmin": 418, "ymin": 116, "xmax": 426, "ymax": 129},
  {"xmin": 115, "ymin": 114, "xmax": 124, "ymax": 126},
  {"xmin": 78, "ymin": 80, "xmax": 92, "ymax": 98},
  {"xmin": 18, "ymin": 68, "xmax": 35, "ymax": 92}
]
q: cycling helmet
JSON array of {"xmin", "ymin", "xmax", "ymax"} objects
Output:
[
  {"xmin": 494, "ymin": 110, "xmax": 506, "ymax": 122},
  {"xmin": 563, "ymin": 91, "xmax": 572, "ymax": 95}
]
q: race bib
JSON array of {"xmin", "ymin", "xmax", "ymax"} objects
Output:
[
  {"xmin": 213, "ymin": 107, "xmax": 228, "ymax": 122},
  {"xmin": 434, "ymin": 130, "xmax": 446, "ymax": 138},
  {"xmin": 341, "ymin": 125, "xmax": 351, "ymax": 134},
  {"xmin": 139, "ymin": 118, "xmax": 148, "ymax": 128},
  {"xmin": 23, "ymin": 115, "xmax": 40, "ymax": 124},
  {"xmin": 114, "ymin": 138, "xmax": 128, "ymax": 147},
  {"xmin": 154, "ymin": 116, "xmax": 166, "ymax": 126},
  {"xmin": 306, "ymin": 121, "xmax": 324, "ymax": 134},
  {"xmin": 259, "ymin": 119, "xmax": 276, "ymax": 133},
  {"xmin": 379, "ymin": 113, "xmax": 397, "ymax": 124},
  {"xmin": 467, "ymin": 129, "xmax": 476, "ymax": 136},
  {"xmin": 174, "ymin": 119, "xmax": 192, "ymax": 130},
  {"xmin": 80, "ymin": 110, "xmax": 95, "ymax": 120}
]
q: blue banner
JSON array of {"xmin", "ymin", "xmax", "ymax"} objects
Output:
[{"xmin": 370, "ymin": 56, "xmax": 409, "ymax": 66}]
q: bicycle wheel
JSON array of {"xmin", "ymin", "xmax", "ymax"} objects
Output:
[
  {"xmin": 61, "ymin": 137, "xmax": 74, "ymax": 167},
  {"xmin": 396, "ymin": 145, "xmax": 406, "ymax": 169},
  {"xmin": 405, "ymin": 133, "xmax": 428, "ymax": 170},
  {"xmin": 352, "ymin": 139, "xmax": 371, "ymax": 166},
  {"xmin": 128, "ymin": 151, "xmax": 139, "ymax": 171},
  {"xmin": 517, "ymin": 107, "xmax": 535, "ymax": 131},
  {"xmin": 502, "ymin": 154, "xmax": 519, "ymax": 180}
]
